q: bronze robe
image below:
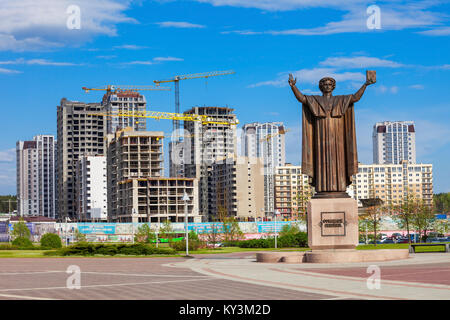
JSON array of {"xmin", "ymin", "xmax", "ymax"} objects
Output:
[{"xmin": 302, "ymin": 95, "xmax": 358, "ymax": 192}]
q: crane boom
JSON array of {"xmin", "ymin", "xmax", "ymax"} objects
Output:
[
  {"xmin": 153, "ymin": 70, "xmax": 236, "ymax": 141},
  {"xmin": 88, "ymin": 110, "xmax": 239, "ymax": 126},
  {"xmin": 82, "ymin": 85, "xmax": 170, "ymax": 93},
  {"xmin": 153, "ymin": 70, "xmax": 236, "ymax": 85}
]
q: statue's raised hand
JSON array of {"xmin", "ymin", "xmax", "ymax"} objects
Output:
[{"xmin": 288, "ymin": 73, "xmax": 297, "ymax": 87}]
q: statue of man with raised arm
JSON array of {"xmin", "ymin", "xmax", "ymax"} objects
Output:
[{"xmin": 289, "ymin": 71, "xmax": 376, "ymax": 198}]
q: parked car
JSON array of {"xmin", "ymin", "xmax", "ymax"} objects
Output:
[
  {"xmin": 206, "ymin": 242, "xmax": 223, "ymax": 248},
  {"xmin": 382, "ymin": 238, "xmax": 395, "ymax": 244},
  {"xmin": 396, "ymin": 237, "xmax": 410, "ymax": 244},
  {"xmin": 379, "ymin": 233, "xmax": 388, "ymax": 240},
  {"xmin": 427, "ymin": 237, "xmax": 447, "ymax": 243},
  {"xmin": 391, "ymin": 233, "xmax": 403, "ymax": 239},
  {"xmin": 368, "ymin": 240, "xmax": 383, "ymax": 244}
]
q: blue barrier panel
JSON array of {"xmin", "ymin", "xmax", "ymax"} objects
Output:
[
  {"xmin": 188, "ymin": 223, "xmax": 224, "ymax": 234},
  {"xmin": 8, "ymin": 223, "xmax": 34, "ymax": 235},
  {"xmin": 257, "ymin": 221, "xmax": 291, "ymax": 233},
  {"xmin": 77, "ymin": 223, "xmax": 116, "ymax": 234}
]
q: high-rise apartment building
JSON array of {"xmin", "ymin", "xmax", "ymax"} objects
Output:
[
  {"xmin": 57, "ymin": 98, "xmax": 106, "ymax": 219},
  {"xmin": 349, "ymin": 160, "xmax": 433, "ymax": 207},
  {"xmin": 274, "ymin": 164, "xmax": 312, "ymax": 220},
  {"xmin": 102, "ymin": 91, "xmax": 146, "ymax": 134},
  {"xmin": 241, "ymin": 122, "xmax": 286, "ymax": 216},
  {"xmin": 107, "ymin": 128, "xmax": 164, "ymax": 221},
  {"xmin": 183, "ymin": 106, "xmax": 238, "ymax": 220},
  {"xmin": 74, "ymin": 155, "xmax": 108, "ymax": 221},
  {"xmin": 16, "ymin": 135, "xmax": 57, "ymax": 218},
  {"xmin": 373, "ymin": 121, "xmax": 416, "ymax": 164},
  {"xmin": 107, "ymin": 127, "xmax": 200, "ymax": 222},
  {"xmin": 210, "ymin": 156, "xmax": 264, "ymax": 221}
]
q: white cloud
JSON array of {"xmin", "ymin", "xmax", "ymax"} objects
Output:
[
  {"xmin": 376, "ymin": 85, "xmax": 399, "ymax": 94},
  {"xmin": 122, "ymin": 56, "xmax": 184, "ymax": 65},
  {"xmin": 153, "ymin": 56, "xmax": 184, "ymax": 62},
  {"xmin": 249, "ymin": 67, "xmax": 364, "ymax": 88},
  {"xmin": 0, "ymin": 0, "xmax": 136, "ymax": 51},
  {"xmin": 156, "ymin": 21, "xmax": 206, "ymax": 28},
  {"xmin": 124, "ymin": 61, "xmax": 154, "ymax": 65},
  {"xmin": 195, "ymin": 0, "xmax": 365, "ymax": 11},
  {"xmin": 0, "ymin": 148, "xmax": 15, "ymax": 162},
  {"xmin": 320, "ymin": 56, "xmax": 404, "ymax": 69},
  {"xmin": 0, "ymin": 67, "xmax": 21, "ymax": 74},
  {"xmin": 409, "ymin": 84, "xmax": 424, "ymax": 90},
  {"xmin": 213, "ymin": 1, "xmax": 446, "ymax": 36},
  {"xmin": 113, "ymin": 44, "xmax": 148, "ymax": 50},
  {"xmin": 418, "ymin": 26, "xmax": 450, "ymax": 36},
  {"xmin": 0, "ymin": 58, "xmax": 80, "ymax": 66}
]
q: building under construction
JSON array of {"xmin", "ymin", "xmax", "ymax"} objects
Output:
[{"xmin": 182, "ymin": 106, "xmax": 238, "ymax": 221}]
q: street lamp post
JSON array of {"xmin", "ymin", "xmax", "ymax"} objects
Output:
[
  {"xmin": 274, "ymin": 210, "xmax": 280, "ymax": 249},
  {"xmin": 182, "ymin": 192, "xmax": 190, "ymax": 257}
]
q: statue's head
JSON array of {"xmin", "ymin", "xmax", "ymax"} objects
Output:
[{"xmin": 319, "ymin": 77, "xmax": 336, "ymax": 94}]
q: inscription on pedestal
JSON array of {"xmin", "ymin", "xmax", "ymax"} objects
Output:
[{"xmin": 320, "ymin": 212, "xmax": 346, "ymax": 236}]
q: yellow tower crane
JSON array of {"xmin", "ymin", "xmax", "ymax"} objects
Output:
[
  {"xmin": 153, "ymin": 70, "xmax": 235, "ymax": 139},
  {"xmin": 92, "ymin": 110, "xmax": 239, "ymax": 126},
  {"xmin": 82, "ymin": 85, "xmax": 171, "ymax": 94}
]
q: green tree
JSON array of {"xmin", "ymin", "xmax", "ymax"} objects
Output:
[
  {"xmin": 222, "ymin": 216, "xmax": 243, "ymax": 242},
  {"xmin": 279, "ymin": 224, "xmax": 300, "ymax": 237},
  {"xmin": 391, "ymin": 192, "xmax": 422, "ymax": 245},
  {"xmin": 433, "ymin": 192, "xmax": 450, "ymax": 213},
  {"xmin": 0, "ymin": 195, "xmax": 17, "ymax": 213},
  {"xmin": 295, "ymin": 188, "xmax": 312, "ymax": 222},
  {"xmin": 74, "ymin": 229, "xmax": 87, "ymax": 242},
  {"xmin": 159, "ymin": 220, "xmax": 174, "ymax": 242},
  {"xmin": 359, "ymin": 204, "xmax": 386, "ymax": 246},
  {"xmin": 11, "ymin": 219, "xmax": 31, "ymax": 240},
  {"xmin": 135, "ymin": 224, "xmax": 156, "ymax": 244},
  {"xmin": 205, "ymin": 222, "xmax": 221, "ymax": 247},
  {"xmin": 410, "ymin": 200, "xmax": 435, "ymax": 242}
]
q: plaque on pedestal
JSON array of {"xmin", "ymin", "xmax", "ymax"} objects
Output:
[{"xmin": 307, "ymin": 198, "xmax": 358, "ymax": 250}]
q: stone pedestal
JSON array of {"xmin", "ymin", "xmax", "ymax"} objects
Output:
[{"xmin": 307, "ymin": 198, "xmax": 358, "ymax": 250}]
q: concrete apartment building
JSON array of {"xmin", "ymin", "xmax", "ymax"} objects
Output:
[
  {"xmin": 183, "ymin": 106, "xmax": 238, "ymax": 220},
  {"xmin": 210, "ymin": 156, "xmax": 264, "ymax": 221},
  {"xmin": 107, "ymin": 128, "xmax": 164, "ymax": 220},
  {"xmin": 74, "ymin": 155, "xmax": 108, "ymax": 221},
  {"xmin": 349, "ymin": 160, "xmax": 433, "ymax": 207},
  {"xmin": 102, "ymin": 91, "xmax": 147, "ymax": 134},
  {"xmin": 274, "ymin": 164, "xmax": 312, "ymax": 221},
  {"xmin": 16, "ymin": 135, "xmax": 57, "ymax": 218},
  {"xmin": 373, "ymin": 121, "xmax": 416, "ymax": 164},
  {"xmin": 57, "ymin": 98, "xmax": 106, "ymax": 220},
  {"xmin": 241, "ymin": 122, "xmax": 286, "ymax": 216},
  {"xmin": 107, "ymin": 127, "xmax": 201, "ymax": 222},
  {"xmin": 117, "ymin": 178, "xmax": 199, "ymax": 223}
]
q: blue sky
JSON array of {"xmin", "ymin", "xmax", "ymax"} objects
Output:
[{"xmin": 0, "ymin": 0, "xmax": 449, "ymax": 194}]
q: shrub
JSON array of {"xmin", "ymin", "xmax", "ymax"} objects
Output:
[
  {"xmin": 236, "ymin": 232, "xmax": 308, "ymax": 248},
  {"xmin": 279, "ymin": 224, "xmax": 300, "ymax": 237},
  {"xmin": 0, "ymin": 244, "xmax": 19, "ymax": 250},
  {"xmin": 12, "ymin": 236, "xmax": 33, "ymax": 248},
  {"xmin": 46, "ymin": 243, "xmax": 178, "ymax": 256},
  {"xmin": 95, "ymin": 244, "xmax": 118, "ymax": 256},
  {"xmin": 40, "ymin": 233, "xmax": 62, "ymax": 249},
  {"xmin": 170, "ymin": 239, "xmax": 202, "ymax": 252}
]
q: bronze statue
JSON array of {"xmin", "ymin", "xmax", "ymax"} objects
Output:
[{"xmin": 289, "ymin": 71, "xmax": 376, "ymax": 198}]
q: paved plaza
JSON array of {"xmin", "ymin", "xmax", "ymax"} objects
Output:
[{"xmin": 0, "ymin": 252, "xmax": 448, "ymax": 300}]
